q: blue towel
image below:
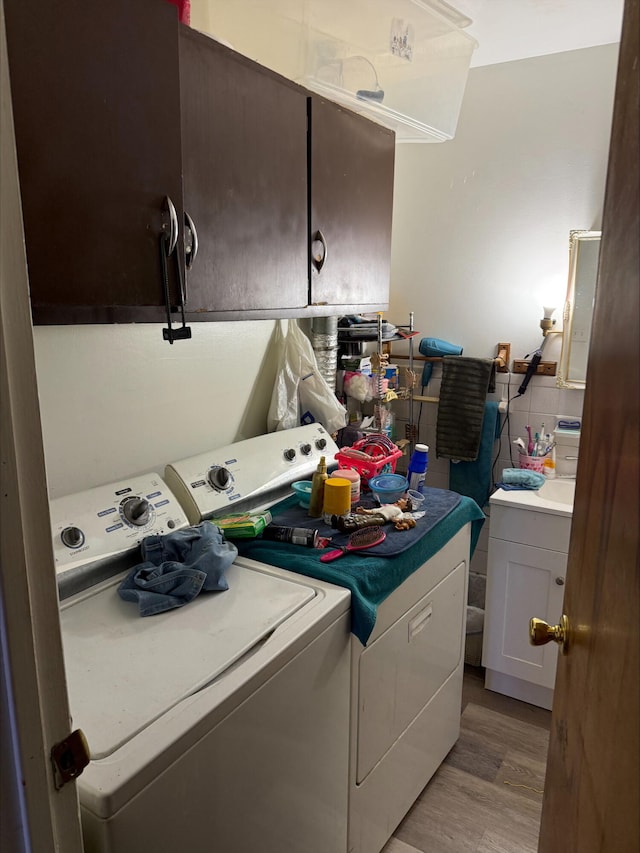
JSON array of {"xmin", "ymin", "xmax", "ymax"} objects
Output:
[
  {"xmin": 272, "ymin": 487, "xmax": 462, "ymax": 557},
  {"xmin": 235, "ymin": 493, "xmax": 485, "ymax": 645},
  {"xmin": 449, "ymin": 400, "xmax": 500, "ymax": 509},
  {"xmin": 119, "ymin": 523, "xmax": 237, "ymax": 616},
  {"xmin": 500, "ymin": 468, "xmax": 546, "ymax": 489}
]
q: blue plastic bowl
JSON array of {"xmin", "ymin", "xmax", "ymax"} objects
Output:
[
  {"xmin": 368, "ymin": 473, "xmax": 409, "ymax": 504},
  {"xmin": 291, "ymin": 480, "xmax": 313, "ymax": 508}
]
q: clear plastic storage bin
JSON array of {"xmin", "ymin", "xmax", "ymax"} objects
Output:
[{"xmin": 197, "ymin": 0, "xmax": 477, "ymax": 142}]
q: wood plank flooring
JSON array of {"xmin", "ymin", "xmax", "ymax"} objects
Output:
[{"xmin": 382, "ymin": 667, "xmax": 551, "ymax": 853}]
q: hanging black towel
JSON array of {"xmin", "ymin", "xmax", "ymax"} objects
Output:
[{"xmin": 436, "ymin": 356, "xmax": 495, "ymax": 461}]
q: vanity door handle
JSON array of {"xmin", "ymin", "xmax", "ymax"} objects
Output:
[
  {"xmin": 530, "ymin": 614, "xmax": 569, "ymax": 654},
  {"xmin": 160, "ymin": 196, "xmax": 192, "ymax": 344}
]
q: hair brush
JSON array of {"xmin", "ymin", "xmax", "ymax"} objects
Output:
[{"xmin": 320, "ymin": 526, "xmax": 386, "ymax": 562}]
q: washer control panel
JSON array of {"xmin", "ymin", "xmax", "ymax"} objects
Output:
[
  {"xmin": 164, "ymin": 424, "xmax": 339, "ymax": 524},
  {"xmin": 51, "ymin": 472, "xmax": 190, "ymax": 577}
]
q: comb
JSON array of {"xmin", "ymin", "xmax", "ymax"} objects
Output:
[{"xmin": 320, "ymin": 526, "xmax": 386, "ymax": 562}]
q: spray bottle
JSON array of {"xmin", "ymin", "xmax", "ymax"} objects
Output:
[{"xmin": 407, "ymin": 444, "xmax": 429, "ymax": 493}]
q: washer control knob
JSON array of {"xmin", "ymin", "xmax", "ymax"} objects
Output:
[
  {"xmin": 122, "ymin": 497, "xmax": 151, "ymax": 527},
  {"xmin": 208, "ymin": 466, "xmax": 231, "ymax": 491},
  {"xmin": 315, "ymin": 438, "xmax": 327, "ymax": 450},
  {"xmin": 284, "ymin": 448, "xmax": 296, "ymax": 462},
  {"xmin": 61, "ymin": 526, "xmax": 85, "ymax": 549},
  {"xmin": 300, "ymin": 443, "xmax": 312, "ymax": 456}
]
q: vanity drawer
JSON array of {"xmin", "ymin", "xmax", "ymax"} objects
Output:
[{"xmin": 490, "ymin": 504, "xmax": 571, "ymax": 553}]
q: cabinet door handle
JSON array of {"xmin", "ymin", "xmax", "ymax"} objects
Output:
[
  {"xmin": 184, "ymin": 211, "xmax": 198, "ymax": 274},
  {"xmin": 311, "ymin": 229, "xmax": 328, "ymax": 272},
  {"xmin": 160, "ymin": 196, "xmax": 191, "ymax": 344},
  {"xmin": 162, "ymin": 195, "xmax": 179, "ymax": 257}
]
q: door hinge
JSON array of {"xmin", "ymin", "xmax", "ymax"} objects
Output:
[{"xmin": 51, "ymin": 729, "xmax": 90, "ymax": 790}]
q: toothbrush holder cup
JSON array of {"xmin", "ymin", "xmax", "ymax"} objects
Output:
[{"xmin": 519, "ymin": 455, "xmax": 545, "ymax": 473}]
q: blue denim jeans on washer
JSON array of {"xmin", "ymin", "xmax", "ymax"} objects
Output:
[{"xmin": 118, "ymin": 522, "xmax": 237, "ymax": 616}]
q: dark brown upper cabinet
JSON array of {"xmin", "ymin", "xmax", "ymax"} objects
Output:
[
  {"xmin": 309, "ymin": 97, "xmax": 395, "ymax": 311},
  {"xmin": 4, "ymin": 0, "xmax": 184, "ymax": 325},
  {"xmin": 179, "ymin": 28, "xmax": 309, "ymax": 318},
  {"xmin": 6, "ymin": 4, "xmax": 395, "ymax": 326}
]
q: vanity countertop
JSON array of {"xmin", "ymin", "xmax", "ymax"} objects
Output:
[{"xmin": 489, "ymin": 479, "xmax": 575, "ymax": 518}]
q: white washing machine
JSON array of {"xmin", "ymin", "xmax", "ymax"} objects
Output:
[{"xmin": 51, "ymin": 459, "xmax": 351, "ymax": 853}]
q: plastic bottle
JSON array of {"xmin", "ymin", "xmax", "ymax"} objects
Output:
[
  {"xmin": 407, "ymin": 444, "xmax": 429, "ymax": 493},
  {"xmin": 322, "ymin": 477, "xmax": 351, "ymax": 525},
  {"xmin": 308, "ymin": 456, "xmax": 328, "ymax": 518},
  {"xmin": 330, "ymin": 468, "xmax": 361, "ymax": 505},
  {"xmin": 543, "ymin": 446, "xmax": 557, "ymax": 479}
]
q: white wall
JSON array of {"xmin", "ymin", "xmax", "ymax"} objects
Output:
[
  {"xmin": 389, "ymin": 43, "xmax": 618, "ymax": 364},
  {"xmin": 33, "ymin": 322, "xmax": 282, "ymax": 497},
  {"xmin": 387, "ymin": 43, "xmax": 618, "ymax": 585}
]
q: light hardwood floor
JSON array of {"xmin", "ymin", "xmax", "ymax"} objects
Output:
[{"xmin": 382, "ymin": 666, "xmax": 552, "ymax": 853}]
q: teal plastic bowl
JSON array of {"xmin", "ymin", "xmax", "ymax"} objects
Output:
[
  {"xmin": 291, "ymin": 480, "xmax": 313, "ymax": 508},
  {"xmin": 368, "ymin": 473, "xmax": 409, "ymax": 504}
]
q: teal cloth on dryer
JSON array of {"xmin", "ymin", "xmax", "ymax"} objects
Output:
[
  {"xmin": 234, "ymin": 493, "xmax": 485, "ymax": 645},
  {"xmin": 449, "ymin": 401, "xmax": 500, "ymax": 510}
]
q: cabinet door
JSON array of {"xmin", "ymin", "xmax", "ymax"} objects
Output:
[
  {"xmin": 4, "ymin": 0, "xmax": 184, "ymax": 324},
  {"xmin": 483, "ymin": 539, "xmax": 567, "ymax": 689},
  {"xmin": 310, "ymin": 98, "xmax": 395, "ymax": 310},
  {"xmin": 179, "ymin": 28, "xmax": 308, "ymax": 316}
]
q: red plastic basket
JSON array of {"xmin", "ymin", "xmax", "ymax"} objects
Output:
[{"xmin": 335, "ymin": 435, "xmax": 403, "ymax": 487}]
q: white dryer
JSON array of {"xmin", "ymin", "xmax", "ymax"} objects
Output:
[{"xmin": 51, "ymin": 465, "xmax": 351, "ymax": 853}]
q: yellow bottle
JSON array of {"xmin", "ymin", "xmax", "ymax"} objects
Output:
[
  {"xmin": 543, "ymin": 446, "xmax": 556, "ymax": 479},
  {"xmin": 308, "ymin": 456, "xmax": 328, "ymax": 518}
]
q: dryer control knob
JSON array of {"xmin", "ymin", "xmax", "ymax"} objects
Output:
[
  {"xmin": 208, "ymin": 466, "xmax": 231, "ymax": 491},
  {"xmin": 315, "ymin": 438, "xmax": 327, "ymax": 450},
  {"xmin": 300, "ymin": 444, "xmax": 312, "ymax": 456},
  {"xmin": 122, "ymin": 497, "xmax": 151, "ymax": 526},
  {"xmin": 61, "ymin": 526, "xmax": 85, "ymax": 549},
  {"xmin": 284, "ymin": 448, "xmax": 296, "ymax": 461}
]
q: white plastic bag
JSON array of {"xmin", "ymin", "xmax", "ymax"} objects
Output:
[{"xmin": 267, "ymin": 321, "xmax": 347, "ymax": 434}]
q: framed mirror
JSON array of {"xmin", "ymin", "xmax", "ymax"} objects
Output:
[{"xmin": 557, "ymin": 230, "xmax": 601, "ymax": 389}]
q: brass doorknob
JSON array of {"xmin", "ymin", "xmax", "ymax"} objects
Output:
[{"xmin": 529, "ymin": 614, "xmax": 569, "ymax": 654}]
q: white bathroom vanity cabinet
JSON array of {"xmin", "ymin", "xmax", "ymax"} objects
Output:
[{"xmin": 482, "ymin": 481, "xmax": 574, "ymax": 710}]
